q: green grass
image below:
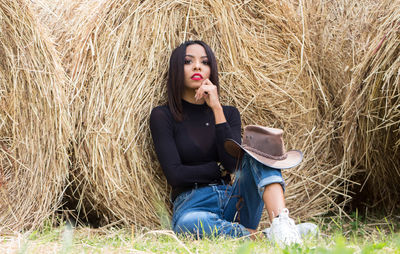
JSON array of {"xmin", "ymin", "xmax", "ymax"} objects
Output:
[{"xmin": 1, "ymin": 214, "xmax": 399, "ymax": 253}]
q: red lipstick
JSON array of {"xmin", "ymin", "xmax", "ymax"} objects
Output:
[{"xmin": 191, "ymin": 73, "xmax": 203, "ymax": 81}]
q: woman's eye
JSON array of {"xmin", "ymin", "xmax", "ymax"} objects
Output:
[
  {"xmin": 184, "ymin": 59, "xmax": 191, "ymax": 64},
  {"xmin": 202, "ymin": 61, "xmax": 210, "ymax": 65}
]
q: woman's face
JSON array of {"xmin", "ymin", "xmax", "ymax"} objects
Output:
[{"xmin": 183, "ymin": 44, "xmax": 211, "ymax": 91}]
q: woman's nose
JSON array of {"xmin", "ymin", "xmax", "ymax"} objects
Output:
[{"xmin": 193, "ymin": 61, "xmax": 201, "ymax": 70}]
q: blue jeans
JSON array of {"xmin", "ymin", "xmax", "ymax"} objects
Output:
[{"xmin": 172, "ymin": 154, "xmax": 285, "ymax": 238}]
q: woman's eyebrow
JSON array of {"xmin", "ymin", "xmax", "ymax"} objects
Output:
[{"xmin": 185, "ymin": 55, "xmax": 208, "ymax": 58}]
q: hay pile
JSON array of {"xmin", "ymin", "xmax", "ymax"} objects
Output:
[
  {"xmin": 303, "ymin": 0, "xmax": 384, "ymax": 212},
  {"xmin": 0, "ymin": 0, "xmax": 71, "ymax": 232},
  {"xmin": 343, "ymin": 1, "xmax": 400, "ymax": 210},
  {"xmin": 303, "ymin": 0, "xmax": 400, "ymax": 212},
  {"xmin": 33, "ymin": 0, "xmax": 356, "ymax": 229},
  {"xmin": 24, "ymin": 0, "xmax": 399, "ymax": 230}
]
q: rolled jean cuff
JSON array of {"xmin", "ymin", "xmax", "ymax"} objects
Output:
[{"xmin": 257, "ymin": 175, "xmax": 285, "ymax": 198}]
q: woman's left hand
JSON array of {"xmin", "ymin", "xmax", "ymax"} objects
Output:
[{"xmin": 194, "ymin": 79, "xmax": 222, "ymax": 110}]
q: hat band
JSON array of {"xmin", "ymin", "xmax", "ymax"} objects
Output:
[{"xmin": 242, "ymin": 145, "xmax": 288, "ymax": 161}]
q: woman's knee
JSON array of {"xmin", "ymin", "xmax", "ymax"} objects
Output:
[{"xmin": 173, "ymin": 211, "xmax": 218, "ymax": 236}]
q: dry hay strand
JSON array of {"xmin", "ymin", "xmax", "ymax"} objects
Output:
[
  {"xmin": 342, "ymin": 0, "xmax": 400, "ymax": 211},
  {"xmin": 0, "ymin": 0, "xmax": 71, "ymax": 232},
  {"xmin": 44, "ymin": 0, "xmax": 359, "ymax": 228}
]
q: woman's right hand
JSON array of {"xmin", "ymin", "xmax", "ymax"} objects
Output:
[
  {"xmin": 195, "ymin": 79, "xmax": 222, "ymax": 111},
  {"xmin": 195, "ymin": 79, "xmax": 226, "ymax": 124}
]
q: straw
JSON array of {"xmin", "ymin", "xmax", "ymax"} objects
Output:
[
  {"xmin": 342, "ymin": 0, "xmax": 400, "ymax": 211},
  {"xmin": 0, "ymin": 0, "xmax": 71, "ymax": 232}
]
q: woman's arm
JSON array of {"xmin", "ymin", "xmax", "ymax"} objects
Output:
[
  {"xmin": 150, "ymin": 107, "xmax": 221, "ymax": 188},
  {"xmin": 215, "ymin": 107, "xmax": 241, "ymax": 173},
  {"xmin": 194, "ymin": 79, "xmax": 242, "ymax": 172}
]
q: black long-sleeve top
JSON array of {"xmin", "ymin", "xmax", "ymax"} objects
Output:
[{"xmin": 150, "ymin": 100, "xmax": 241, "ymax": 201}]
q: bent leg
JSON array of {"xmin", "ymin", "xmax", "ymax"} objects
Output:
[
  {"xmin": 223, "ymin": 154, "xmax": 285, "ymax": 229},
  {"xmin": 263, "ymin": 183, "xmax": 285, "ymax": 221},
  {"xmin": 172, "ymin": 186, "xmax": 250, "ymax": 238}
]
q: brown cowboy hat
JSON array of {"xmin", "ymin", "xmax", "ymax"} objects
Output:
[{"xmin": 224, "ymin": 125, "xmax": 303, "ymax": 169}]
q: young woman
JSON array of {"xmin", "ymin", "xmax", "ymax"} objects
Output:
[{"xmin": 150, "ymin": 40, "xmax": 308, "ymax": 245}]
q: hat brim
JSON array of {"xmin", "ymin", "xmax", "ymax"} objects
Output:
[{"xmin": 224, "ymin": 139, "xmax": 303, "ymax": 169}]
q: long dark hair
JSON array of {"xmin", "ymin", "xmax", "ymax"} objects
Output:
[{"xmin": 167, "ymin": 40, "xmax": 219, "ymax": 122}]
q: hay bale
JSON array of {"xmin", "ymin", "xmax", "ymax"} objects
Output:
[
  {"xmin": 302, "ymin": 0, "xmax": 385, "ymax": 214},
  {"xmin": 342, "ymin": 0, "xmax": 400, "ymax": 210},
  {"xmin": 60, "ymin": 0, "xmax": 175, "ymax": 227},
  {"xmin": 0, "ymin": 0, "xmax": 71, "ymax": 232},
  {"xmin": 40, "ymin": 0, "xmax": 358, "ymax": 229}
]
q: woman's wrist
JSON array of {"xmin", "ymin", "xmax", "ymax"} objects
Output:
[
  {"xmin": 212, "ymin": 105, "xmax": 226, "ymax": 124},
  {"xmin": 210, "ymin": 103, "xmax": 222, "ymax": 112}
]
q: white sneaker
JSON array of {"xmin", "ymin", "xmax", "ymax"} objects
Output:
[
  {"xmin": 264, "ymin": 222, "xmax": 319, "ymax": 239},
  {"xmin": 267, "ymin": 208, "xmax": 302, "ymax": 246},
  {"xmin": 296, "ymin": 222, "xmax": 319, "ymax": 238}
]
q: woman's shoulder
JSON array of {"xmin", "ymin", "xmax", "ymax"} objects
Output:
[
  {"xmin": 221, "ymin": 104, "xmax": 240, "ymax": 122},
  {"xmin": 222, "ymin": 104, "xmax": 238, "ymax": 111},
  {"xmin": 151, "ymin": 104, "xmax": 169, "ymax": 113},
  {"xmin": 149, "ymin": 105, "xmax": 175, "ymax": 134},
  {"xmin": 150, "ymin": 104, "xmax": 172, "ymax": 121},
  {"xmin": 222, "ymin": 105, "xmax": 240, "ymax": 115}
]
